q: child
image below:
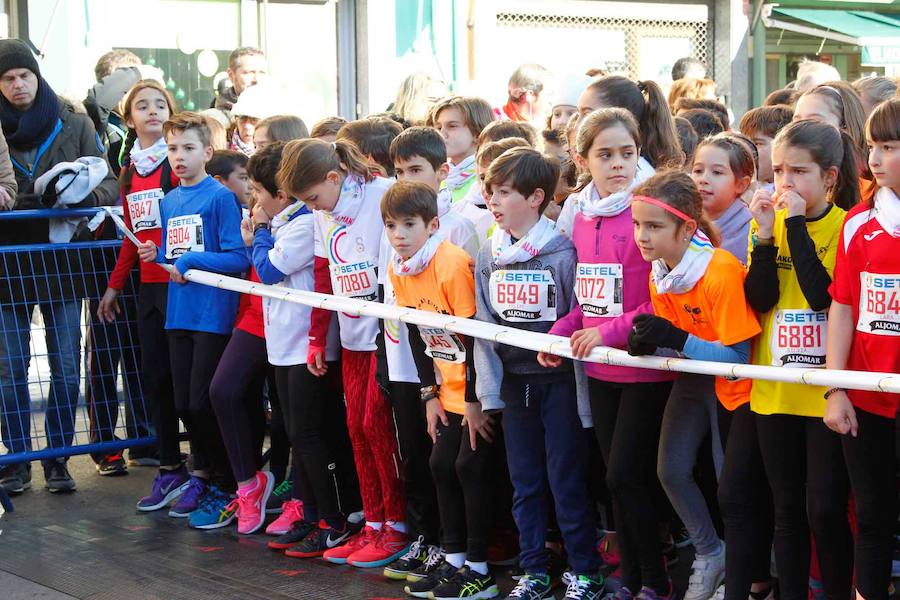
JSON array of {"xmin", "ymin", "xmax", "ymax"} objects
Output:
[
  {"xmin": 474, "ymin": 137, "xmax": 531, "ymax": 214},
  {"xmin": 377, "ymin": 126, "xmax": 479, "ymax": 580},
  {"xmin": 478, "ymin": 120, "xmax": 538, "ymax": 148},
  {"xmin": 207, "ymin": 150, "xmax": 249, "ymax": 209},
  {"xmin": 739, "ymin": 105, "xmax": 794, "ymax": 193},
  {"xmin": 824, "ymin": 97, "xmax": 900, "ymax": 600},
  {"xmin": 678, "ymin": 108, "xmax": 725, "ymax": 140},
  {"xmin": 310, "ymin": 116, "xmax": 348, "ymax": 142},
  {"xmin": 385, "ymin": 181, "xmax": 499, "ymax": 600},
  {"xmin": 276, "ymin": 138, "xmax": 409, "ymax": 567},
  {"xmin": 674, "ymin": 116, "xmax": 699, "ymax": 171},
  {"xmin": 478, "ymin": 147, "xmax": 603, "ymax": 600},
  {"xmin": 627, "ymin": 171, "xmax": 761, "ymax": 600},
  {"xmin": 252, "ymin": 115, "xmax": 309, "ymax": 151},
  {"xmin": 742, "ymin": 119, "xmax": 858, "ymax": 600},
  {"xmin": 137, "ymin": 112, "xmax": 250, "ymax": 523},
  {"xmin": 541, "ymin": 108, "xmax": 677, "ymax": 600},
  {"xmin": 336, "ymin": 117, "xmax": 403, "ymax": 177},
  {"xmin": 427, "ymin": 95, "xmax": 494, "ymax": 206},
  {"xmin": 549, "ymin": 74, "xmax": 591, "ymax": 131},
  {"xmin": 690, "ymin": 133, "xmax": 754, "ymax": 264},
  {"xmin": 98, "ymin": 81, "xmax": 185, "ymax": 510}
]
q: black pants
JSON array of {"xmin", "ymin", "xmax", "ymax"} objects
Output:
[
  {"xmin": 756, "ymin": 413, "xmax": 852, "ymax": 600},
  {"xmin": 717, "ymin": 403, "xmax": 774, "ymax": 600},
  {"xmin": 590, "ymin": 379, "xmax": 670, "ymax": 594},
  {"xmin": 266, "ymin": 372, "xmax": 290, "ymax": 483},
  {"xmin": 389, "ymin": 381, "xmax": 440, "ymax": 543},
  {"xmin": 842, "ymin": 407, "xmax": 897, "ymax": 600},
  {"xmin": 137, "ymin": 283, "xmax": 180, "ymax": 466},
  {"xmin": 209, "ymin": 328, "xmax": 268, "ymax": 483},
  {"xmin": 167, "ymin": 329, "xmax": 233, "ymax": 490},
  {"xmin": 430, "ymin": 410, "xmax": 497, "ymax": 561}
]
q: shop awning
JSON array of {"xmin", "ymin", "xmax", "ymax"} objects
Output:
[{"xmin": 766, "ymin": 7, "xmax": 900, "ymax": 64}]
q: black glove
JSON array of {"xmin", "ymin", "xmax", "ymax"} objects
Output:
[
  {"xmin": 40, "ymin": 172, "xmax": 65, "ymax": 207},
  {"xmin": 627, "ymin": 326, "xmax": 657, "ymax": 356},
  {"xmin": 631, "ymin": 313, "xmax": 689, "ymax": 351}
]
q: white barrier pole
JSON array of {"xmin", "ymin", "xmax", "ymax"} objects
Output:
[{"xmin": 183, "ymin": 269, "xmax": 900, "ymax": 395}]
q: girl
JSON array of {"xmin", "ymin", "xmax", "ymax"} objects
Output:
[
  {"xmin": 541, "ymin": 108, "xmax": 677, "ymax": 600},
  {"xmin": 744, "ymin": 119, "xmax": 858, "ymax": 600},
  {"xmin": 252, "ymin": 115, "xmax": 309, "ymax": 152},
  {"xmin": 276, "ymin": 138, "xmax": 409, "ymax": 567},
  {"xmin": 627, "ymin": 171, "xmax": 761, "ymax": 600},
  {"xmin": 825, "ymin": 98, "xmax": 900, "ymax": 600},
  {"xmin": 96, "ymin": 81, "xmax": 187, "ymax": 513}
]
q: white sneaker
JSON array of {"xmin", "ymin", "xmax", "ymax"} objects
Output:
[
  {"xmin": 683, "ymin": 543, "xmax": 726, "ymax": 600},
  {"xmin": 712, "ymin": 585, "xmax": 724, "ymax": 600}
]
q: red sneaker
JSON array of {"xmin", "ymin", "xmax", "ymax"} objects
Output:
[
  {"xmin": 347, "ymin": 524, "xmax": 410, "ymax": 568},
  {"xmin": 265, "ymin": 499, "xmax": 304, "ymax": 535},
  {"xmin": 322, "ymin": 524, "xmax": 379, "ymax": 564}
]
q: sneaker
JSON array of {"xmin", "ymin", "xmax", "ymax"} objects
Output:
[
  {"xmin": 127, "ymin": 448, "xmax": 160, "ymax": 467},
  {"xmin": 563, "ymin": 574, "xmax": 605, "ymax": 600},
  {"xmin": 347, "ymin": 524, "xmax": 410, "ymax": 568},
  {"xmin": 96, "ymin": 452, "xmax": 128, "ymax": 476},
  {"xmin": 285, "ymin": 521, "xmax": 353, "ymax": 559},
  {"xmin": 43, "ymin": 458, "xmax": 76, "ymax": 493},
  {"xmin": 808, "ymin": 578, "xmax": 825, "ymax": 600},
  {"xmin": 322, "ymin": 524, "xmax": 378, "ymax": 565},
  {"xmin": 684, "ymin": 544, "xmax": 726, "ymax": 600},
  {"xmin": 0, "ymin": 463, "xmax": 31, "ymax": 495},
  {"xmin": 266, "ymin": 478, "xmax": 293, "ymax": 514},
  {"xmin": 407, "ymin": 545, "xmax": 446, "ymax": 582},
  {"xmin": 612, "ymin": 586, "xmax": 635, "ymax": 600},
  {"xmin": 404, "ymin": 558, "xmax": 457, "ymax": 598},
  {"xmin": 429, "ymin": 564, "xmax": 499, "ymax": 600},
  {"xmin": 384, "ymin": 535, "xmax": 429, "ymax": 580},
  {"xmin": 189, "ymin": 485, "xmax": 236, "ymax": 530},
  {"xmin": 711, "ymin": 585, "xmax": 724, "ymax": 600},
  {"xmin": 268, "ymin": 520, "xmax": 317, "ymax": 551},
  {"xmin": 232, "ymin": 471, "xmax": 274, "ymax": 534},
  {"xmin": 266, "ymin": 499, "xmax": 304, "ymax": 535},
  {"xmin": 599, "ymin": 536, "xmax": 620, "ymax": 569},
  {"xmin": 136, "ymin": 468, "xmax": 189, "ymax": 511},
  {"xmin": 168, "ymin": 476, "xmax": 208, "ymax": 518},
  {"xmin": 487, "ymin": 529, "xmax": 520, "ymax": 566},
  {"xmin": 505, "ymin": 573, "xmax": 553, "ymax": 599}
]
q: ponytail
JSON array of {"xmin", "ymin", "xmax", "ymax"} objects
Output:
[
  {"xmin": 333, "ymin": 139, "xmax": 379, "ymax": 181},
  {"xmin": 832, "ymin": 130, "xmax": 861, "ymax": 210},
  {"xmin": 638, "ymin": 80, "xmax": 682, "ymax": 170},
  {"xmin": 277, "ymin": 138, "xmax": 379, "ymax": 198}
]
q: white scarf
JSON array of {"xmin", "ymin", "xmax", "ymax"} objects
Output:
[
  {"xmin": 446, "ymin": 154, "xmax": 476, "ymax": 192},
  {"xmin": 874, "ymin": 187, "xmax": 900, "ymax": 238},
  {"xmin": 436, "ymin": 188, "xmax": 452, "ymax": 217},
  {"xmin": 491, "ymin": 215, "xmax": 558, "ymax": 266},
  {"xmin": 575, "ymin": 180, "xmax": 635, "ymax": 219},
  {"xmin": 651, "ymin": 229, "xmax": 715, "ymax": 295},
  {"xmin": 394, "ymin": 233, "xmax": 445, "ymax": 276},
  {"xmin": 130, "ymin": 137, "xmax": 168, "ymax": 177},
  {"xmin": 329, "ymin": 175, "xmax": 366, "ymax": 225}
]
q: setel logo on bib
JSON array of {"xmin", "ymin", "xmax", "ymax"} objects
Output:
[
  {"xmin": 575, "ymin": 263, "xmax": 623, "ymax": 317},
  {"xmin": 126, "ymin": 188, "xmax": 163, "ymax": 233},
  {"xmin": 770, "ymin": 309, "xmax": 827, "ymax": 367},
  {"xmin": 489, "ymin": 269, "xmax": 557, "ymax": 322},
  {"xmin": 165, "ymin": 214, "xmax": 204, "ymax": 259},
  {"xmin": 858, "ymin": 272, "xmax": 900, "ymax": 336}
]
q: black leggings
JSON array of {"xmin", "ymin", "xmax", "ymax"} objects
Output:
[
  {"xmin": 589, "ymin": 379, "xmax": 670, "ymax": 594},
  {"xmin": 429, "ymin": 411, "xmax": 497, "ymax": 561},
  {"xmin": 756, "ymin": 413, "xmax": 852, "ymax": 600},
  {"xmin": 842, "ymin": 407, "xmax": 897, "ymax": 600},
  {"xmin": 717, "ymin": 403, "xmax": 774, "ymax": 600}
]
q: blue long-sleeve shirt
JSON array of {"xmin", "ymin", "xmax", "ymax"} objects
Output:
[
  {"xmin": 683, "ymin": 336, "xmax": 751, "ymax": 364},
  {"xmin": 252, "ymin": 227, "xmax": 287, "ymax": 284}
]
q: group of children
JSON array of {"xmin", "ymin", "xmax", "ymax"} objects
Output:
[{"xmin": 98, "ymin": 70, "xmax": 899, "ymax": 600}]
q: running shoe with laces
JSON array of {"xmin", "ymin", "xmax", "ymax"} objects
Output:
[
  {"xmin": 407, "ymin": 545, "xmax": 445, "ymax": 582},
  {"xmin": 168, "ymin": 475, "xmax": 208, "ymax": 517},
  {"xmin": 266, "ymin": 478, "xmax": 293, "ymax": 514},
  {"xmin": 268, "ymin": 520, "xmax": 317, "ymax": 550},
  {"xmin": 404, "ymin": 558, "xmax": 457, "ymax": 598},
  {"xmin": 505, "ymin": 573, "xmax": 553, "ymax": 599},
  {"xmin": 683, "ymin": 544, "xmax": 726, "ymax": 600},
  {"xmin": 0, "ymin": 463, "xmax": 31, "ymax": 495},
  {"xmin": 96, "ymin": 452, "xmax": 128, "ymax": 476},
  {"xmin": 322, "ymin": 524, "xmax": 378, "ymax": 564},
  {"xmin": 563, "ymin": 574, "xmax": 605, "ymax": 600},
  {"xmin": 429, "ymin": 564, "xmax": 499, "ymax": 600},
  {"xmin": 137, "ymin": 468, "xmax": 189, "ymax": 511},
  {"xmin": 285, "ymin": 521, "xmax": 353, "ymax": 559},
  {"xmin": 44, "ymin": 458, "xmax": 76, "ymax": 493},
  {"xmin": 188, "ymin": 485, "xmax": 236, "ymax": 529},
  {"xmin": 266, "ymin": 498, "xmax": 304, "ymax": 535},
  {"xmin": 384, "ymin": 535, "xmax": 429, "ymax": 580},
  {"xmin": 347, "ymin": 523, "xmax": 410, "ymax": 568},
  {"xmin": 232, "ymin": 471, "xmax": 274, "ymax": 534}
]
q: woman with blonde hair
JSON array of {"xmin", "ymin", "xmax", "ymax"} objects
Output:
[
  {"xmin": 391, "ymin": 72, "xmax": 447, "ymax": 126},
  {"xmin": 668, "ymin": 77, "xmax": 717, "ymax": 110}
]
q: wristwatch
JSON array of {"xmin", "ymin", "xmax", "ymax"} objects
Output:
[{"xmin": 253, "ymin": 222, "xmax": 270, "ymax": 234}]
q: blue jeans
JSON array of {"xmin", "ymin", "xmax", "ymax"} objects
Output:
[{"xmin": 0, "ymin": 300, "xmax": 82, "ymax": 461}]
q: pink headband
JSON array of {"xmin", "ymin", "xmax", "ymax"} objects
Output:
[{"xmin": 632, "ymin": 195, "xmax": 696, "ymax": 223}]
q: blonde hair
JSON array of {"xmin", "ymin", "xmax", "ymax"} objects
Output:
[
  {"xmin": 667, "ymin": 78, "xmax": 717, "ymax": 110},
  {"xmin": 393, "ymin": 72, "xmax": 446, "ymax": 126}
]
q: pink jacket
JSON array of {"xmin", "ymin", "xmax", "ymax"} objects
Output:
[{"xmin": 550, "ymin": 206, "xmax": 676, "ymax": 383}]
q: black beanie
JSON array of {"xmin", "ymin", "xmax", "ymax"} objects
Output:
[{"xmin": 0, "ymin": 39, "xmax": 40, "ymax": 79}]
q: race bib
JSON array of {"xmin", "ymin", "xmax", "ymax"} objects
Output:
[
  {"xmin": 575, "ymin": 263, "xmax": 624, "ymax": 317},
  {"xmin": 126, "ymin": 188, "xmax": 163, "ymax": 233},
  {"xmin": 330, "ymin": 261, "xmax": 377, "ymax": 301},
  {"xmin": 489, "ymin": 269, "xmax": 557, "ymax": 322},
  {"xmin": 858, "ymin": 272, "xmax": 900, "ymax": 336},
  {"xmin": 420, "ymin": 326, "xmax": 465, "ymax": 363},
  {"xmin": 770, "ymin": 309, "xmax": 827, "ymax": 367},
  {"xmin": 165, "ymin": 214, "xmax": 204, "ymax": 259}
]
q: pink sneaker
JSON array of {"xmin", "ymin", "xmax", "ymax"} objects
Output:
[
  {"xmin": 231, "ymin": 471, "xmax": 274, "ymax": 535},
  {"xmin": 322, "ymin": 524, "xmax": 379, "ymax": 564},
  {"xmin": 265, "ymin": 499, "xmax": 304, "ymax": 535},
  {"xmin": 347, "ymin": 524, "xmax": 410, "ymax": 568}
]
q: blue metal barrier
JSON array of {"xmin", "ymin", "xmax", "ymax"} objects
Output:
[{"xmin": 0, "ymin": 208, "xmax": 156, "ymax": 472}]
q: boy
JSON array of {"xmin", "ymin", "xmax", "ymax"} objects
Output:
[
  {"xmin": 478, "ymin": 148, "xmax": 603, "ymax": 600},
  {"xmin": 207, "ymin": 150, "xmax": 250, "ymax": 209},
  {"xmin": 427, "ymin": 96, "xmax": 494, "ymax": 205},
  {"xmin": 386, "ymin": 181, "xmax": 500, "ymax": 600},
  {"xmin": 738, "ymin": 105, "xmax": 793, "ymax": 192},
  {"xmin": 336, "ymin": 117, "xmax": 403, "ymax": 177},
  {"xmin": 137, "ymin": 112, "xmax": 249, "ymax": 527}
]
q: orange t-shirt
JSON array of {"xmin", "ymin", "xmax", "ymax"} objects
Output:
[
  {"xmin": 649, "ymin": 248, "xmax": 761, "ymax": 410},
  {"xmin": 389, "ymin": 240, "xmax": 476, "ymax": 415}
]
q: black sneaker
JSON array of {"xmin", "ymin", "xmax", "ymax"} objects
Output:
[
  {"xmin": 506, "ymin": 573, "xmax": 553, "ymax": 599},
  {"xmin": 384, "ymin": 534, "xmax": 429, "ymax": 580},
  {"xmin": 407, "ymin": 544, "xmax": 446, "ymax": 582},
  {"xmin": 285, "ymin": 523, "xmax": 350, "ymax": 559},
  {"xmin": 0, "ymin": 462, "xmax": 31, "ymax": 495},
  {"xmin": 405, "ymin": 558, "xmax": 457, "ymax": 598},
  {"xmin": 127, "ymin": 447, "xmax": 160, "ymax": 467},
  {"xmin": 43, "ymin": 458, "xmax": 76, "ymax": 493},
  {"xmin": 266, "ymin": 477, "xmax": 293, "ymax": 514},
  {"xmin": 96, "ymin": 452, "xmax": 128, "ymax": 476},
  {"xmin": 563, "ymin": 574, "xmax": 606, "ymax": 600},
  {"xmin": 430, "ymin": 565, "xmax": 500, "ymax": 600},
  {"xmin": 268, "ymin": 520, "xmax": 317, "ymax": 550}
]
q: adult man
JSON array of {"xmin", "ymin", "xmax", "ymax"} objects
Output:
[
  {"xmin": 213, "ymin": 47, "xmax": 267, "ymax": 113},
  {"xmin": 0, "ymin": 38, "xmax": 117, "ymax": 495}
]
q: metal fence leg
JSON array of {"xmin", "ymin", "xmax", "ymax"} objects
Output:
[{"xmin": 0, "ymin": 486, "xmax": 13, "ymax": 512}]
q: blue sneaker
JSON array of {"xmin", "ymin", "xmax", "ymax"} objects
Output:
[
  {"xmin": 168, "ymin": 476, "xmax": 208, "ymax": 518},
  {"xmin": 137, "ymin": 468, "xmax": 189, "ymax": 512},
  {"xmin": 188, "ymin": 485, "xmax": 237, "ymax": 530}
]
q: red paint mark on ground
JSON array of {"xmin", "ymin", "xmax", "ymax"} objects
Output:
[
  {"xmin": 124, "ymin": 525, "xmax": 150, "ymax": 531},
  {"xmin": 273, "ymin": 569, "xmax": 308, "ymax": 577},
  {"xmin": 194, "ymin": 546, "xmax": 224, "ymax": 552}
]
